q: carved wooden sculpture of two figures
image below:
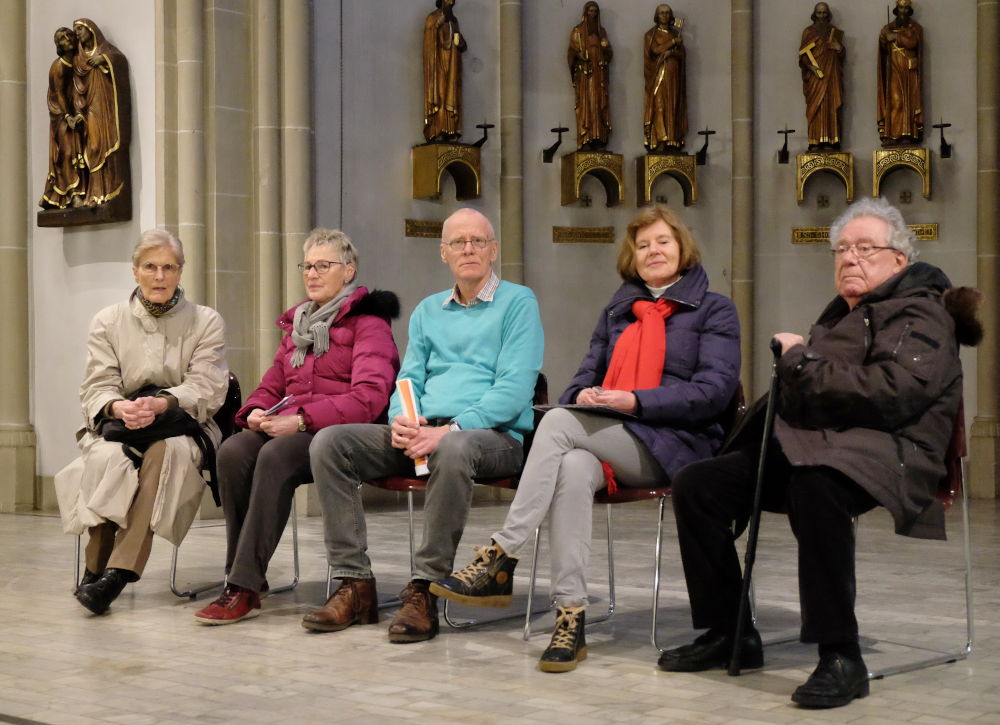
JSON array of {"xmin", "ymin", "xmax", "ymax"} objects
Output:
[
  {"xmin": 39, "ymin": 18, "xmax": 130, "ymax": 217},
  {"xmin": 799, "ymin": 2, "xmax": 845, "ymax": 151},
  {"xmin": 878, "ymin": 0, "xmax": 923, "ymax": 146},
  {"xmin": 423, "ymin": 0, "xmax": 466, "ymax": 143},
  {"xmin": 568, "ymin": 2, "xmax": 613, "ymax": 150}
]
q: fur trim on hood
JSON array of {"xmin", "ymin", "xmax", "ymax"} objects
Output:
[
  {"xmin": 943, "ymin": 286, "xmax": 983, "ymax": 347},
  {"xmin": 344, "ymin": 289, "xmax": 401, "ymax": 322}
]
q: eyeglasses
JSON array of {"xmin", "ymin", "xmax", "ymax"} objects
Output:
[
  {"xmin": 297, "ymin": 260, "xmax": 345, "ymax": 274},
  {"xmin": 830, "ymin": 242, "xmax": 896, "ymax": 259},
  {"xmin": 442, "ymin": 237, "xmax": 494, "ymax": 251},
  {"xmin": 138, "ymin": 262, "xmax": 181, "ymax": 275}
]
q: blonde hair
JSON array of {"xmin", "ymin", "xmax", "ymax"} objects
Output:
[{"xmin": 616, "ymin": 205, "xmax": 701, "ymax": 283}]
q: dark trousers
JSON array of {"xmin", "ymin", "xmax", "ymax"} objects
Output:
[
  {"xmin": 217, "ymin": 430, "xmax": 313, "ymax": 592},
  {"xmin": 671, "ymin": 439, "xmax": 878, "ymax": 644}
]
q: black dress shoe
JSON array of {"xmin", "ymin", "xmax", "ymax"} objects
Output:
[
  {"xmin": 75, "ymin": 568, "xmax": 137, "ymax": 615},
  {"xmin": 791, "ymin": 652, "xmax": 869, "ymax": 708},
  {"xmin": 75, "ymin": 569, "xmax": 101, "ymax": 593},
  {"xmin": 657, "ymin": 627, "xmax": 764, "ymax": 672}
]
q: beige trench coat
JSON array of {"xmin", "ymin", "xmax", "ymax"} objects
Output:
[{"xmin": 55, "ymin": 292, "xmax": 228, "ymax": 546}]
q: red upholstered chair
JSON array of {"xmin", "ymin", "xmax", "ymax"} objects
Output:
[
  {"xmin": 748, "ymin": 399, "xmax": 973, "ymax": 680},
  {"xmin": 521, "ymin": 384, "xmax": 746, "ymax": 646},
  {"xmin": 324, "ymin": 374, "xmax": 549, "ymax": 626}
]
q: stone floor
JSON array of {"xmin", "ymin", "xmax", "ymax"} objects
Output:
[{"xmin": 1, "ymin": 494, "xmax": 997, "ymax": 725}]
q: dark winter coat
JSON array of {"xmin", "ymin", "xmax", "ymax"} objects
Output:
[
  {"xmin": 560, "ymin": 264, "xmax": 742, "ymax": 478},
  {"xmin": 236, "ymin": 287, "xmax": 401, "ymax": 432},
  {"xmin": 764, "ymin": 262, "xmax": 969, "ymax": 540}
]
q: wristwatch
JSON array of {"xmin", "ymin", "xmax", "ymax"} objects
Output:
[
  {"xmin": 448, "ymin": 420, "xmax": 462, "ymax": 432},
  {"xmin": 297, "ymin": 413, "xmax": 307, "ymax": 432}
]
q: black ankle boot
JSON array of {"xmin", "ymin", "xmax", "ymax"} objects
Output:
[
  {"xmin": 75, "ymin": 569, "xmax": 101, "ymax": 593},
  {"xmin": 539, "ymin": 606, "xmax": 587, "ymax": 673},
  {"xmin": 75, "ymin": 567, "xmax": 137, "ymax": 615}
]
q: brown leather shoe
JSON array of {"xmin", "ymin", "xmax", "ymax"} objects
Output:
[
  {"xmin": 301, "ymin": 577, "xmax": 378, "ymax": 632},
  {"xmin": 387, "ymin": 580, "xmax": 439, "ymax": 643}
]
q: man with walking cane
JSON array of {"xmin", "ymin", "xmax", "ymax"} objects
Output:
[{"xmin": 658, "ymin": 197, "xmax": 981, "ymax": 709}]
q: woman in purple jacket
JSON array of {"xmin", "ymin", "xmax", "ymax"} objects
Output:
[
  {"xmin": 432, "ymin": 205, "xmax": 740, "ymax": 671},
  {"xmin": 195, "ymin": 228, "xmax": 400, "ymax": 625}
]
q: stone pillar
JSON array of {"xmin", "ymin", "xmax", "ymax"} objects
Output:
[
  {"xmin": 176, "ymin": 0, "xmax": 206, "ymax": 303},
  {"xmin": 731, "ymin": 0, "xmax": 754, "ymax": 395},
  {"xmin": 253, "ymin": 0, "xmax": 283, "ymax": 378},
  {"xmin": 280, "ymin": 0, "xmax": 312, "ymax": 309},
  {"xmin": 498, "ymin": 0, "xmax": 523, "ymax": 284},
  {"xmin": 970, "ymin": 0, "xmax": 1000, "ymax": 498},
  {"xmin": 0, "ymin": 0, "xmax": 35, "ymax": 511}
]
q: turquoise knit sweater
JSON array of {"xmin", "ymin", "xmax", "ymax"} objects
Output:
[{"xmin": 388, "ymin": 280, "xmax": 544, "ymax": 443}]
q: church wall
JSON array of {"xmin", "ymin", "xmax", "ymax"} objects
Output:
[
  {"xmin": 28, "ymin": 1, "xmax": 157, "ymax": 481},
  {"xmin": 753, "ymin": 0, "xmax": 979, "ymax": 398}
]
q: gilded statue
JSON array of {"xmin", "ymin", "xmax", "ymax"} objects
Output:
[
  {"xmin": 422, "ymin": 0, "xmax": 466, "ymax": 143},
  {"xmin": 799, "ymin": 3, "xmax": 845, "ymax": 151},
  {"xmin": 877, "ymin": 0, "xmax": 923, "ymax": 146},
  {"xmin": 643, "ymin": 4, "xmax": 686, "ymax": 153},
  {"xmin": 40, "ymin": 27, "xmax": 83, "ymax": 209},
  {"xmin": 568, "ymin": 2, "xmax": 613, "ymax": 150}
]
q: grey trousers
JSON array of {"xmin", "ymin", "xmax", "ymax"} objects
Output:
[
  {"xmin": 310, "ymin": 423, "xmax": 523, "ymax": 582},
  {"xmin": 491, "ymin": 408, "xmax": 663, "ymax": 607},
  {"xmin": 217, "ymin": 429, "xmax": 313, "ymax": 592}
]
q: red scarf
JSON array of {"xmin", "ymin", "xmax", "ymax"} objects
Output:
[
  {"xmin": 601, "ymin": 298, "xmax": 677, "ymax": 391},
  {"xmin": 599, "ymin": 297, "xmax": 677, "ymax": 493}
]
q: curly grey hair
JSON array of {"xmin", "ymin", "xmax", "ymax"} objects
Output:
[{"xmin": 828, "ymin": 197, "xmax": 918, "ymax": 262}]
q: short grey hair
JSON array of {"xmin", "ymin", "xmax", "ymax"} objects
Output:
[
  {"xmin": 828, "ymin": 197, "xmax": 918, "ymax": 262},
  {"xmin": 303, "ymin": 227, "xmax": 358, "ymax": 269},
  {"xmin": 132, "ymin": 229, "xmax": 184, "ymax": 267}
]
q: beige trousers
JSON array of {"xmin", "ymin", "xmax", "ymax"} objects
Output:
[{"xmin": 84, "ymin": 440, "xmax": 166, "ymax": 577}]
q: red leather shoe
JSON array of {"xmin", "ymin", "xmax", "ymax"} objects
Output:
[{"xmin": 194, "ymin": 584, "xmax": 261, "ymax": 625}]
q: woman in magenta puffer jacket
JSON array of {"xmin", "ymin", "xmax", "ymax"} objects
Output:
[{"xmin": 194, "ymin": 228, "xmax": 400, "ymax": 625}]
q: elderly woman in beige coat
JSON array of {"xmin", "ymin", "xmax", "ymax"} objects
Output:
[{"xmin": 55, "ymin": 229, "xmax": 228, "ymax": 615}]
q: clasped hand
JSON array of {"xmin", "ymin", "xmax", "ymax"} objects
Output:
[
  {"xmin": 112, "ymin": 396, "xmax": 167, "ymax": 430},
  {"xmin": 247, "ymin": 408, "xmax": 300, "ymax": 437},
  {"xmin": 576, "ymin": 387, "xmax": 638, "ymax": 414},
  {"xmin": 390, "ymin": 414, "xmax": 449, "ymax": 460}
]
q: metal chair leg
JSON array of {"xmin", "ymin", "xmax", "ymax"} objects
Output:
[
  {"xmin": 651, "ymin": 496, "xmax": 668, "ymax": 651},
  {"xmin": 866, "ymin": 458, "xmax": 974, "ymax": 680},
  {"xmin": 522, "ymin": 526, "xmax": 545, "ymax": 640},
  {"xmin": 444, "ymin": 525, "xmax": 550, "ymax": 629},
  {"xmin": 266, "ymin": 497, "xmax": 301, "ymax": 595},
  {"xmin": 170, "ymin": 543, "xmax": 225, "ymax": 599},
  {"xmin": 325, "ymin": 489, "xmax": 412, "ymax": 610},
  {"xmin": 74, "ymin": 535, "xmax": 81, "ymax": 589}
]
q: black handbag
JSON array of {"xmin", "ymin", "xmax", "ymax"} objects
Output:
[{"xmin": 100, "ymin": 385, "xmax": 220, "ymax": 504}]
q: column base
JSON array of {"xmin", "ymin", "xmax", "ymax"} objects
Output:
[
  {"xmin": 0, "ymin": 427, "xmax": 37, "ymax": 512},
  {"xmin": 969, "ymin": 418, "xmax": 1000, "ymax": 498}
]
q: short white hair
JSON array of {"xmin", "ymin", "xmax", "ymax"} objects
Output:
[
  {"xmin": 828, "ymin": 198, "xmax": 918, "ymax": 262},
  {"xmin": 302, "ymin": 227, "xmax": 358, "ymax": 269},
  {"xmin": 132, "ymin": 229, "xmax": 184, "ymax": 267}
]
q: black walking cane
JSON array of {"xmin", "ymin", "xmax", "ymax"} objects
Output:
[{"xmin": 728, "ymin": 337, "xmax": 783, "ymax": 676}]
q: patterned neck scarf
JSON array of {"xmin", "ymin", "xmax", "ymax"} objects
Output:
[{"xmin": 136, "ymin": 287, "xmax": 182, "ymax": 317}]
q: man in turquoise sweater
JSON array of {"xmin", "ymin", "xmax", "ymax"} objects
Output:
[{"xmin": 304, "ymin": 208, "xmax": 544, "ymax": 643}]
